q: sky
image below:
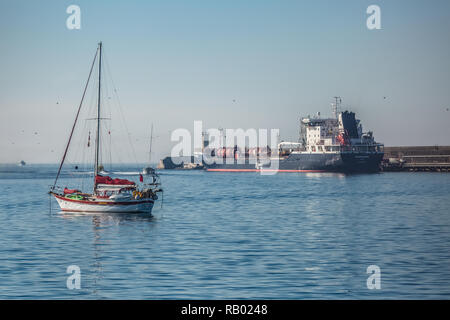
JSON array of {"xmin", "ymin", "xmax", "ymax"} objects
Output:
[{"xmin": 1, "ymin": 0, "xmax": 450, "ymax": 163}]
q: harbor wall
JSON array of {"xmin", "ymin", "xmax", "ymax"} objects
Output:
[{"xmin": 383, "ymin": 146, "xmax": 450, "ymax": 171}]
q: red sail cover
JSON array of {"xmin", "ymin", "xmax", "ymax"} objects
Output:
[
  {"xmin": 95, "ymin": 175, "xmax": 135, "ymax": 185},
  {"xmin": 64, "ymin": 188, "xmax": 81, "ymax": 194}
]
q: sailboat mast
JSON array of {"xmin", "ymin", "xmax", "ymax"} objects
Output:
[
  {"xmin": 149, "ymin": 123, "xmax": 153, "ymax": 164},
  {"xmin": 94, "ymin": 42, "xmax": 102, "ymax": 184}
]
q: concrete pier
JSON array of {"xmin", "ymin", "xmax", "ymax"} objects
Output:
[{"xmin": 382, "ymin": 146, "xmax": 450, "ymax": 172}]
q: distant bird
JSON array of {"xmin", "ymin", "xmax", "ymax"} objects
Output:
[
  {"xmin": 446, "ymin": 108, "xmax": 449, "ymax": 112},
  {"xmin": 56, "ymin": 102, "xmax": 59, "ymax": 104},
  {"xmin": 383, "ymin": 96, "xmax": 386, "ymax": 99},
  {"xmin": 34, "ymin": 132, "xmax": 38, "ymax": 135},
  {"xmin": 232, "ymin": 99, "xmax": 236, "ymax": 103}
]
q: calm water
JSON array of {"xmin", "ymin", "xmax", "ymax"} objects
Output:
[{"xmin": 0, "ymin": 164, "xmax": 450, "ymax": 299}]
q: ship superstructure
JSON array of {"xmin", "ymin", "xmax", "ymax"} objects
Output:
[{"xmin": 289, "ymin": 97, "xmax": 383, "ymax": 155}]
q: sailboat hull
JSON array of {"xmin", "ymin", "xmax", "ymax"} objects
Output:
[{"xmin": 53, "ymin": 194, "xmax": 154, "ymax": 213}]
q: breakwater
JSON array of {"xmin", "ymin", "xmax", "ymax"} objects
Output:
[{"xmin": 382, "ymin": 146, "xmax": 450, "ymax": 172}]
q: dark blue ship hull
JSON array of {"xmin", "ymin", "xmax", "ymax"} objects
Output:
[{"xmin": 205, "ymin": 152, "xmax": 384, "ymax": 173}]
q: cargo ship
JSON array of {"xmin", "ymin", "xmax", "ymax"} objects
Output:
[{"xmin": 202, "ymin": 98, "xmax": 384, "ymax": 173}]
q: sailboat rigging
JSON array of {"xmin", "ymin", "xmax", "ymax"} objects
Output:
[
  {"xmin": 142, "ymin": 123, "xmax": 156, "ymax": 175},
  {"xmin": 49, "ymin": 42, "xmax": 162, "ymax": 213}
]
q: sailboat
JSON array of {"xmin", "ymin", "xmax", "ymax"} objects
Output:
[{"xmin": 49, "ymin": 42, "xmax": 162, "ymax": 213}]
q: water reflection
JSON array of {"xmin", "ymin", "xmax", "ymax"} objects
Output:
[
  {"xmin": 57, "ymin": 211, "xmax": 155, "ymax": 223},
  {"xmin": 56, "ymin": 211, "xmax": 157, "ymax": 297},
  {"xmin": 304, "ymin": 172, "xmax": 346, "ymax": 179},
  {"xmin": 92, "ymin": 216, "xmax": 103, "ymax": 296}
]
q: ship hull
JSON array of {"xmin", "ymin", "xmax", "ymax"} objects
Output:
[
  {"xmin": 53, "ymin": 194, "xmax": 154, "ymax": 213},
  {"xmin": 205, "ymin": 152, "xmax": 384, "ymax": 173}
]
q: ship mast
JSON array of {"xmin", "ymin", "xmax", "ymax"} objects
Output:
[
  {"xmin": 332, "ymin": 96, "xmax": 341, "ymax": 119},
  {"xmin": 94, "ymin": 42, "xmax": 102, "ymax": 190},
  {"xmin": 149, "ymin": 123, "xmax": 154, "ymax": 164}
]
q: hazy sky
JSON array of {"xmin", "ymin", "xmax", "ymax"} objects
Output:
[{"xmin": 1, "ymin": 0, "xmax": 450, "ymax": 163}]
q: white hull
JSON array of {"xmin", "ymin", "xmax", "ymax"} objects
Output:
[{"xmin": 54, "ymin": 195, "xmax": 154, "ymax": 213}]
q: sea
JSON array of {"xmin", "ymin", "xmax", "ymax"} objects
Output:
[{"xmin": 0, "ymin": 164, "xmax": 449, "ymax": 299}]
